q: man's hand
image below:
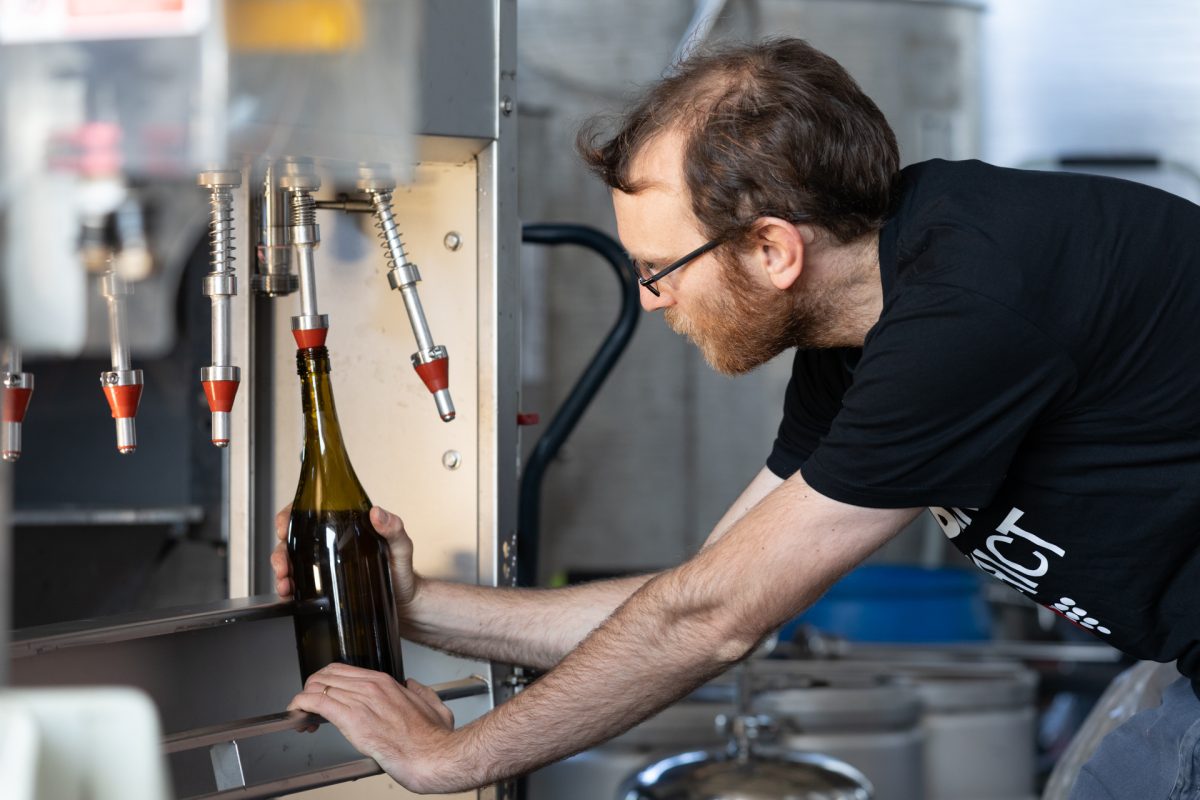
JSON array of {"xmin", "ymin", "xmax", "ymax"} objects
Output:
[
  {"xmin": 288, "ymin": 664, "xmax": 467, "ymax": 793},
  {"xmin": 271, "ymin": 505, "xmax": 421, "ymax": 607}
]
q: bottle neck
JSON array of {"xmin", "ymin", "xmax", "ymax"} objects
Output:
[{"xmin": 295, "ymin": 347, "xmax": 370, "ymax": 512}]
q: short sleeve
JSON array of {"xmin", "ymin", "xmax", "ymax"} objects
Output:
[
  {"xmin": 800, "ymin": 284, "xmax": 1078, "ymax": 509},
  {"xmin": 766, "ymin": 348, "xmax": 859, "ymax": 479}
]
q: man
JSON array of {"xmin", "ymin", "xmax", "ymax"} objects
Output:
[{"xmin": 276, "ymin": 38, "xmax": 1200, "ymax": 797}]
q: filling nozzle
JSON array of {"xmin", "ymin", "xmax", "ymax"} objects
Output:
[
  {"xmin": 198, "ymin": 169, "xmax": 243, "ymax": 447},
  {"xmin": 282, "ymin": 159, "xmax": 330, "ymax": 349},
  {"xmin": 99, "ymin": 270, "xmax": 143, "ymax": 454},
  {"xmin": 359, "ymin": 164, "xmax": 456, "ymax": 423},
  {"xmin": 1, "ymin": 345, "xmax": 34, "ymax": 462}
]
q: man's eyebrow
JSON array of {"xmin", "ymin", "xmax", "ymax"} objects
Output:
[{"xmin": 626, "ymin": 251, "xmax": 669, "ymax": 266}]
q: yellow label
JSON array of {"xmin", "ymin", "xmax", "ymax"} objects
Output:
[{"xmin": 226, "ymin": 0, "xmax": 363, "ymax": 53}]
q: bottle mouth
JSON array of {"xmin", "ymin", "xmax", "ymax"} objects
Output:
[{"xmin": 296, "ymin": 346, "xmax": 331, "ymax": 375}]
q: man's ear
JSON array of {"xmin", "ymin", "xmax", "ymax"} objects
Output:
[{"xmin": 752, "ymin": 217, "xmax": 805, "ymax": 291}]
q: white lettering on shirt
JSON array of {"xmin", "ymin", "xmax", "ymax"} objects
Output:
[
  {"xmin": 970, "ymin": 506, "xmax": 1066, "ymax": 596},
  {"xmin": 929, "ymin": 506, "xmax": 975, "ymax": 539}
]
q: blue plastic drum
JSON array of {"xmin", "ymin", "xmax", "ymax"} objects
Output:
[{"xmin": 783, "ymin": 565, "xmax": 992, "ymax": 643}]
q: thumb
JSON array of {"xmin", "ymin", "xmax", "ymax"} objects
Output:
[{"xmin": 370, "ymin": 506, "xmax": 409, "ymax": 543}]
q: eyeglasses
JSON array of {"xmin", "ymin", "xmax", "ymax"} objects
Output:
[{"xmin": 635, "ymin": 238, "xmax": 724, "ymax": 297}]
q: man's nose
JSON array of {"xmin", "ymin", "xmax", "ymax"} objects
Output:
[{"xmin": 640, "ymin": 283, "xmax": 675, "ymax": 312}]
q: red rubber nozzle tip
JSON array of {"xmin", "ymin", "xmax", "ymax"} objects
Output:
[
  {"xmin": 293, "ymin": 328, "xmax": 329, "ymax": 349},
  {"xmin": 103, "ymin": 384, "xmax": 143, "ymax": 420},
  {"xmin": 414, "ymin": 357, "xmax": 450, "ymax": 395},
  {"xmin": 202, "ymin": 380, "xmax": 240, "ymax": 414},
  {"xmin": 2, "ymin": 387, "xmax": 33, "ymax": 423}
]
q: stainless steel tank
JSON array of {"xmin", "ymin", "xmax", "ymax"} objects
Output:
[
  {"xmin": 527, "ymin": 666, "xmax": 923, "ymax": 800},
  {"xmin": 749, "ymin": 669, "xmax": 926, "ymax": 800},
  {"xmin": 753, "ymin": 659, "xmax": 1038, "ymax": 800},
  {"xmin": 621, "ymin": 714, "xmax": 873, "ymax": 800}
]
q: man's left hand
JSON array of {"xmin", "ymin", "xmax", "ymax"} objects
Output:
[{"xmin": 287, "ymin": 663, "xmax": 467, "ymax": 793}]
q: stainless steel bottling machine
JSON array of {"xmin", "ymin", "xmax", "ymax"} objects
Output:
[{"xmin": 0, "ymin": 1, "xmax": 519, "ymax": 797}]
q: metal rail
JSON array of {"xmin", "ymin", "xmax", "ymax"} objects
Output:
[
  {"xmin": 164, "ymin": 675, "xmax": 490, "ymax": 754},
  {"xmin": 168, "ymin": 675, "xmax": 490, "ymax": 799}
]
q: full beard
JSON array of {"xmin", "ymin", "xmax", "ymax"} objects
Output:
[{"xmin": 664, "ymin": 263, "xmax": 843, "ymax": 376}]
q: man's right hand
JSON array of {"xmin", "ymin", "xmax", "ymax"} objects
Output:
[{"xmin": 271, "ymin": 505, "xmax": 421, "ymax": 607}]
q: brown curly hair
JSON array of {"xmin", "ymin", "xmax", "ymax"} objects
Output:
[{"xmin": 577, "ymin": 38, "xmax": 899, "ymax": 246}]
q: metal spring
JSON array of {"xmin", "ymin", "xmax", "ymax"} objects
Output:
[
  {"xmin": 208, "ymin": 187, "xmax": 236, "ymax": 274},
  {"xmin": 292, "ymin": 191, "xmax": 317, "ymax": 227},
  {"xmin": 370, "ymin": 190, "xmax": 412, "ymax": 271}
]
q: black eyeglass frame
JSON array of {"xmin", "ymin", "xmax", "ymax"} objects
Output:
[{"xmin": 636, "ymin": 237, "xmax": 724, "ymax": 297}]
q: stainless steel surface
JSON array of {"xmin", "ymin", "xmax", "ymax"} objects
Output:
[
  {"xmin": 9, "ymin": 594, "xmax": 495, "ymax": 798},
  {"xmin": 312, "ymin": 198, "xmax": 376, "ymax": 214},
  {"xmin": 211, "ymin": 741, "xmax": 247, "ymax": 790},
  {"xmin": 100, "ymin": 271, "xmax": 133, "ymax": 373},
  {"xmin": 3, "ymin": 344, "xmax": 19, "ymax": 374},
  {"xmin": 0, "ymin": 344, "xmax": 31, "ymax": 462},
  {"xmin": 199, "ymin": 170, "xmax": 241, "ymax": 376},
  {"xmin": 365, "ymin": 176, "xmax": 459, "ymax": 421},
  {"xmin": 253, "ymin": 162, "xmax": 298, "ymax": 297},
  {"xmin": 624, "ymin": 749, "xmax": 873, "ymax": 800},
  {"xmin": 801, "ymin": 637, "xmax": 1122, "ymax": 664},
  {"xmin": 419, "ymin": 0, "xmax": 500, "ymax": 140},
  {"xmin": 99, "ymin": 269, "xmax": 143, "ymax": 453},
  {"xmin": 4, "ymin": 5, "xmax": 510, "ymax": 798},
  {"xmin": 163, "ymin": 676, "xmax": 490, "ymax": 755},
  {"xmin": 228, "ymin": 174, "xmax": 258, "ymax": 597},
  {"xmin": 292, "ymin": 192, "xmax": 322, "ymax": 322},
  {"xmin": 114, "ymin": 416, "xmax": 138, "ymax": 454},
  {"xmin": 191, "ymin": 758, "xmax": 381, "ymax": 800},
  {"xmin": 1, "ymin": 421, "xmax": 19, "ymax": 462},
  {"xmin": 10, "ymin": 595, "xmax": 290, "ymax": 657},
  {"xmin": 0, "ymin": 453, "xmax": 9, "ymax": 685},
  {"xmin": 10, "ymin": 505, "xmax": 204, "ymax": 527},
  {"xmin": 751, "ymin": 659, "xmax": 1038, "ymax": 800}
]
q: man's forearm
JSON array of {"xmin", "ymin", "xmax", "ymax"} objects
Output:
[
  {"xmin": 399, "ymin": 573, "xmax": 655, "ymax": 669},
  {"xmin": 449, "ymin": 557, "xmax": 759, "ymax": 788},
  {"xmin": 427, "ymin": 477, "xmax": 918, "ymax": 791}
]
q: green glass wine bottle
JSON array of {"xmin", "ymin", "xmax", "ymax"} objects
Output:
[{"xmin": 287, "ymin": 346, "xmax": 404, "ymax": 684}]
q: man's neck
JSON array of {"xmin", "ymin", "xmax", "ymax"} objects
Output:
[{"xmin": 804, "ymin": 230, "xmax": 884, "ymax": 348}]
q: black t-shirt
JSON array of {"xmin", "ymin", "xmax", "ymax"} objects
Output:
[{"xmin": 768, "ymin": 159, "xmax": 1200, "ymax": 685}]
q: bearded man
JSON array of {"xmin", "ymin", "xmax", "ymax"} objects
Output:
[{"xmin": 277, "ymin": 38, "xmax": 1200, "ymax": 798}]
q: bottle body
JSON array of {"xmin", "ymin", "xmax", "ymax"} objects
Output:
[{"xmin": 286, "ymin": 347, "xmax": 404, "ymax": 684}]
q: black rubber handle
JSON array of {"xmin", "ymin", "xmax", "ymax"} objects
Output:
[{"xmin": 517, "ymin": 223, "xmax": 641, "ymax": 588}]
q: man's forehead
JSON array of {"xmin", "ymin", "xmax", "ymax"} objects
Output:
[
  {"xmin": 614, "ymin": 129, "xmax": 699, "ymax": 259},
  {"xmin": 613, "ymin": 187, "xmax": 693, "ymax": 262},
  {"xmin": 627, "ymin": 128, "xmax": 687, "ymax": 190}
]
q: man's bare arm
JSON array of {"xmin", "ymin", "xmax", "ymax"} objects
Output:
[
  {"xmin": 272, "ymin": 468, "xmax": 779, "ymax": 670},
  {"xmin": 401, "ymin": 466, "xmax": 785, "ymax": 667},
  {"xmin": 439, "ymin": 474, "xmax": 919, "ymax": 789}
]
